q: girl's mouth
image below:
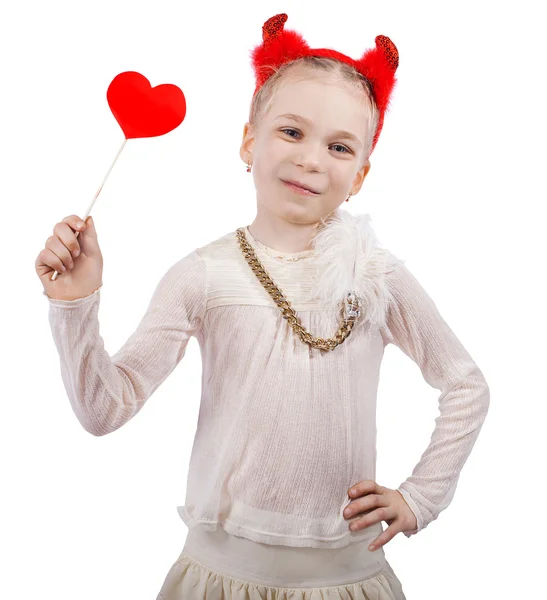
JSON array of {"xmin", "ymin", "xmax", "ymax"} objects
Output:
[{"xmin": 282, "ymin": 180, "xmax": 319, "ymax": 196}]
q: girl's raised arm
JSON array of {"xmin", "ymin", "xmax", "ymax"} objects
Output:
[
  {"xmin": 45, "ymin": 249, "xmax": 207, "ymax": 436},
  {"xmin": 381, "ymin": 256, "xmax": 490, "ymax": 538}
]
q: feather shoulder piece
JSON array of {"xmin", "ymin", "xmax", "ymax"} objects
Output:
[{"xmin": 308, "ymin": 207, "xmax": 404, "ymax": 330}]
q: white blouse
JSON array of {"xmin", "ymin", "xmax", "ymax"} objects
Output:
[{"xmin": 44, "ymin": 208, "xmax": 490, "ymax": 549}]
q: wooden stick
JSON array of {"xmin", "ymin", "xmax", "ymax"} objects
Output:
[{"xmin": 51, "ymin": 138, "xmax": 128, "ymax": 280}]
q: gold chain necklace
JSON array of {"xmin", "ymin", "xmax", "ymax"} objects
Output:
[{"xmin": 236, "ymin": 228, "xmax": 362, "ymax": 351}]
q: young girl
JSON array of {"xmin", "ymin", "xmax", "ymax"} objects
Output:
[{"xmin": 37, "ymin": 13, "xmax": 490, "ymax": 600}]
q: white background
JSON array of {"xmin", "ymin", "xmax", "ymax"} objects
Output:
[{"xmin": 2, "ymin": 1, "xmax": 546, "ymax": 598}]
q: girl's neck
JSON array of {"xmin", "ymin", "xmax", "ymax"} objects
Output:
[
  {"xmin": 247, "ymin": 214, "xmax": 321, "ymax": 255},
  {"xmin": 244, "ymin": 226, "xmax": 315, "ymax": 261}
]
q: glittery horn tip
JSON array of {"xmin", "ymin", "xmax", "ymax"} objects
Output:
[{"xmin": 262, "ymin": 13, "xmax": 288, "ymax": 42}]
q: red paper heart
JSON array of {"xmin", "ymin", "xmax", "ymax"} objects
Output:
[{"xmin": 106, "ymin": 71, "xmax": 186, "ymax": 139}]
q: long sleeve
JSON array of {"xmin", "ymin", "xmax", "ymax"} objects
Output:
[
  {"xmin": 44, "ymin": 249, "xmax": 207, "ymax": 437},
  {"xmin": 381, "ymin": 257, "xmax": 490, "ymax": 538}
]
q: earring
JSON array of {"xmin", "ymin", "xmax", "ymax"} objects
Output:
[
  {"xmin": 246, "ymin": 163, "xmax": 252, "ymax": 173},
  {"xmin": 345, "ymin": 192, "xmax": 352, "ymax": 202}
]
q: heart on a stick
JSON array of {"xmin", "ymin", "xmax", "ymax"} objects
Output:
[
  {"xmin": 107, "ymin": 71, "xmax": 186, "ymax": 139},
  {"xmin": 50, "ymin": 70, "xmax": 186, "ymax": 282}
]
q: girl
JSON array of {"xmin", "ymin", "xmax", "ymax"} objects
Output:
[{"xmin": 36, "ymin": 13, "xmax": 490, "ymax": 600}]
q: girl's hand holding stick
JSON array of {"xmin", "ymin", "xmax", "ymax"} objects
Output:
[{"xmin": 35, "ymin": 71, "xmax": 186, "ymax": 298}]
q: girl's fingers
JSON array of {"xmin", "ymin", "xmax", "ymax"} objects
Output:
[
  {"xmin": 348, "ymin": 504, "xmax": 395, "ymax": 531},
  {"xmin": 348, "ymin": 480, "xmax": 381, "ymax": 498},
  {"xmin": 62, "ymin": 215, "xmax": 87, "ymax": 231},
  {"xmin": 367, "ymin": 522, "xmax": 401, "ymax": 551},
  {"xmin": 345, "ymin": 494, "xmax": 385, "ymax": 520},
  {"xmin": 39, "ymin": 247, "xmax": 67, "ymax": 274},
  {"xmin": 53, "ymin": 221, "xmax": 82, "ymax": 260},
  {"xmin": 45, "ymin": 234, "xmax": 75, "ymax": 271}
]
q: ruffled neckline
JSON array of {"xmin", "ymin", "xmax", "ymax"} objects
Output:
[{"xmin": 235, "ymin": 209, "xmax": 403, "ymax": 329}]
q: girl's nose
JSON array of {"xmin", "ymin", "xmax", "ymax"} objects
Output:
[{"xmin": 295, "ymin": 154, "xmax": 322, "ymax": 171}]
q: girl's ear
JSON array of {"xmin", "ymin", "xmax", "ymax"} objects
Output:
[
  {"xmin": 240, "ymin": 122, "xmax": 255, "ymax": 163},
  {"xmin": 351, "ymin": 161, "xmax": 371, "ymax": 195}
]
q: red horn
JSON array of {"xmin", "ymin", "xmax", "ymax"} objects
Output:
[{"xmin": 262, "ymin": 13, "xmax": 288, "ymax": 43}]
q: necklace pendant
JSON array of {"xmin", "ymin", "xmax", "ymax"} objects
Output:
[{"xmin": 345, "ymin": 291, "xmax": 362, "ymax": 321}]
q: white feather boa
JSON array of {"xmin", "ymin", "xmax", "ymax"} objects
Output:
[{"xmin": 307, "ymin": 207, "xmax": 404, "ymax": 329}]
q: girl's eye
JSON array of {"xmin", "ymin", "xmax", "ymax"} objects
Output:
[{"xmin": 280, "ymin": 128, "xmax": 350, "ymax": 154}]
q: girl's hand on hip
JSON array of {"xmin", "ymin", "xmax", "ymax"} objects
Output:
[{"xmin": 344, "ymin": 480, "xmax": 418, "ymax": 551}]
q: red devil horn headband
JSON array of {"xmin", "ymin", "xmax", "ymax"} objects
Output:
[{"xmin": 250, "ymin": 13, "xmax": 399, "ymax": 155}]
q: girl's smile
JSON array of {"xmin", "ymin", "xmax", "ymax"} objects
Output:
[{"xmin": 281, "ymin": 180, "xmax": 320, "ymax": 196}]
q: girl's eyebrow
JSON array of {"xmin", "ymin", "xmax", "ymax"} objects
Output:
[{"xmin": 274, "ymin": 113, "xmax": 362, "ymax": 148}]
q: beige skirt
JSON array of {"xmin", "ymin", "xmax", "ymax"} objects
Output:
[{"xmin": 157, "ymin": 522, "xmax": 407, "ymax": 599}]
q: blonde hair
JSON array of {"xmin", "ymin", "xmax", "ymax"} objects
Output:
[{"xmin": 249, "ymin": 57, "xmax": 380, "ymax": 166}]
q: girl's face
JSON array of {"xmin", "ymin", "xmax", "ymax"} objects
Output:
[{"xmin": 240, "ymin": 73, "xmax": 373, "ymax": 226}]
